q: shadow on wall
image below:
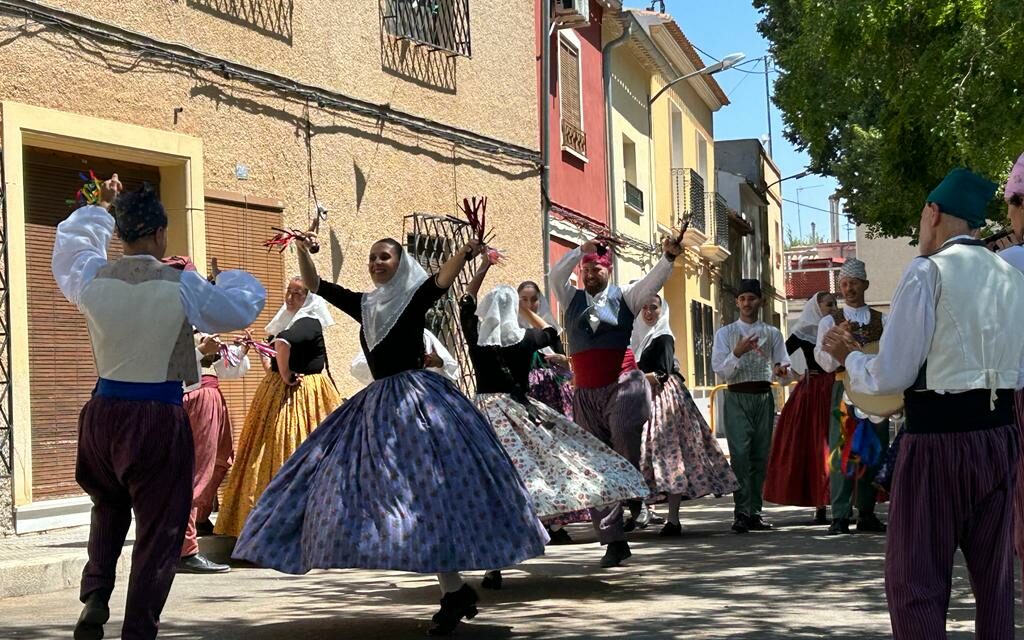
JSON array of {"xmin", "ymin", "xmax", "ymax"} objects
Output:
[
  {"xmin": 380, "ymin": 34, "xmax": 457, "ymax": 95},
  {"xmin": 185, "ymin": 0, "xmax": 294, "ymax": 45}
]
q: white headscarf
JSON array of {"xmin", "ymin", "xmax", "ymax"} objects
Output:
[
  {"xmin": 630, "ymin": 295, "xmax": 673, "ymax": 358},
  {"xmin": 361, "ymin": 247, "xmax": 429, "ymax": 351},
  {"xmin": 790, "ymin": 292, "xmax": 831, "ymax": 343},
  {"xmin": 265, "ymin": 283, "xmax": 336, "ymax": 336},
  {"xmin": 476, "ymin": 285, "xmax": 527, "ymax": 348}
]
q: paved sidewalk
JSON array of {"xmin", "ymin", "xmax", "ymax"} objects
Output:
[{"xmin": 0, "ymin": 499, "xmax": 1019, "ymax": 638}]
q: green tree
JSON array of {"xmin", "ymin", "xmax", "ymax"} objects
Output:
[{"xmin": 754, "ymin": 0, "xmax": 1024, "ymax": 237}]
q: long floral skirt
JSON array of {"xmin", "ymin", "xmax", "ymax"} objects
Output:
[
  {"xmin": 762, "ymin": 372, "xmax": 835, "ymax": 507},
  {"xmin": 641, "ymin": 374, "xmax": 739, "ymax": 501},
  {"xmin": 475, "ymin": 393, "xmax": 649, "ymax": 520},
  {"xmin": 233, "ymin": 370, "xmax": 548, "ymax": 574},
  {"xmin": 214, "ymin": 371, "xmax": 340, "ymax": 537}
]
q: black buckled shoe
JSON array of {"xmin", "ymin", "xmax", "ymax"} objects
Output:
[
  {"xmin": 481, "ymin": 570, "xmax": 502, "ymax": 590},
  {"xmin": 176, "ymin": 553, "xmax": 231, "ymax": 574},
  {"xmin": 547, "ymin": 527, "xmax": 573, "ymax": 545},
  {"xmin": 74, "ymin": 591, "xmax": 110, "ymax": 640},
  {"xmin": 827, "ymin": 518, "xmax": 852, "ymax": 535},
  {"xmin": 748, "ymin": 514, "xmax": 774, "ymax": 531},
  {"xmin": 428, "ymin": 584, "xmax": 479, "ymax": 636},
  {"xmin": 731, "ymin": 515, "xmax": 750, "ymax": 534},
  {"xmin": 599, "ymin": 541, "xmax": 632, "ymax": 568},
  {"xmin": 659, "ymin": 522, "xmax": 683, "ymax": 537},
  {"xmin": 856, "ymin": 513, "xmax": 887, "ymax": 534}
]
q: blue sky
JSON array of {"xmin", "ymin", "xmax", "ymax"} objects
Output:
[{"xmin": 663, "ymin": 0, "xmax": 851, "ymax": 243}]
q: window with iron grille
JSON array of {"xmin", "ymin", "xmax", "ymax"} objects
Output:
[
  {"xmin": 381, "ymin": 0, "xmax": 472, "ymax": 58},
  {"xmin": 403, "ymin": 213, "xmax": 478, "ymax": 394},
  {"xmin": 690, "ymin": 300, "xmax": 715, "ymax": 387},
  {"xmin": 673, "ymin": 169, "xmax": 705, "ymax": 232},
  {"xmin": 558, "ymin": 33, "xmax": 586, "ymax": 158}
]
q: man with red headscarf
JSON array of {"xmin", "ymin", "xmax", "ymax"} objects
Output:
[{"xmin": 549, "ymin": 235, "xmax": 683, "ymax": 567}]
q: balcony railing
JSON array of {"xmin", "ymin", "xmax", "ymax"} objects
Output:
[
  {"xmin": 561, "ymin": 120, "xmax": 587, "ymax": 158},
  {"xmin": 706, "ymin": 192, "xmax": 730, "ymax": 248},
  {"xmin": 380, "ymin": 0, "xmax": 472, "ymax": 58},
  {"xmin": 624, "ymin": 180, "xmax": 644, "ymax": 213},
  {"xmin": 672, "ymin": 168, "xmax": 705, "ymax": 232}
]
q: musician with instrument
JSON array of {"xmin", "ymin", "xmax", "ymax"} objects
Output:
[
  {"xmin": 813, "ymin": 258, "xmax": 891, "ymax": 536},
  {"xmin": 822, "ymin": 168, "xmax": 1024, "ymax": 639},
  {"xmin": 711, "ymin": 279, "xmax": 794, "ymax": 534}
]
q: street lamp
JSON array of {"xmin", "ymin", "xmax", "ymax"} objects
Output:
[
  {"xmin": 766, "ymin": 169, "xmax": 811, "ymax": 191},
  {"xmin": 648, "ymin": 52, "xmax": 746, "ymax": 106},
  {"xmin": 795, "ymin": 184, "xmax": 823, "ymax": 240}
]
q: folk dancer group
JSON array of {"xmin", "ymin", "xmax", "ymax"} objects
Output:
[{"xmin": 57, "ymin": 158, "xmax": 1024, "ymax": 639}]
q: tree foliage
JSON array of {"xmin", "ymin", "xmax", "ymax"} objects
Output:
[{"xmin": 753, "ymin": 0, "xmax": 1024, "ymax": 237}]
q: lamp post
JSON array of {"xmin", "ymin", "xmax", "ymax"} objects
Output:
[
  {"xmin": 795, "ymin": 184, "xmax": 823, "ymax": 240},
  {"xmin": 648, "ymin": 53, "xmax": 746, "ymax": 107}
]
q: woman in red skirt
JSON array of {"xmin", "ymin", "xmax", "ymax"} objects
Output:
[{"xmin": 763, "ymin": 291, "xmax": 837, "ymax": 523}]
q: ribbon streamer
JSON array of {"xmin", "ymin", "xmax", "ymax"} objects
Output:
[
  {"xmin": 262, "ymin": 227, "xmax": 320, "ymax": 254},
  {"xmin": 65, "ymin": 170, "xmax": 103, "ymax": 207}
]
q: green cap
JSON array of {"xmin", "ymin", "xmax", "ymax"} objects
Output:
[{"xmin": 926, "ymin": 168, "xmax": 997, "ymax": 229}]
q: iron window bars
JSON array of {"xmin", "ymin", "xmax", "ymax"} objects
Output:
[{"xmin": 381, "ymin": 0, "xmax": 472, "ymax": 58}]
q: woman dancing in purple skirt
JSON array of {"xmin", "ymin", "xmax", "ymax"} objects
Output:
[{"xmin": 233, "ymin": 234, "xmax": 547, "ymax": 636}]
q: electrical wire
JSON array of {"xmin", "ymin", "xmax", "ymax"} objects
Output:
[
  {"xmin": 782, "ymin": 198, "xmax": 837, "ymax": 215},
  {"xmin": 0, "ymin": 0, "xmax": 541, "ymax": 166}
]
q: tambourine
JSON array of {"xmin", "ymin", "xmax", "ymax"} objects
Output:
[{"xmin": 837, "ymin": 341, "xmax": 904, "ymax": 417}]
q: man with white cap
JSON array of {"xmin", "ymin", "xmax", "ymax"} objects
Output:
[{"xmin": 814, "ymin": 257, "xmax": 889, "ymax": 535}]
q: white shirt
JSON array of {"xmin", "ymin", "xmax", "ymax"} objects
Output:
[
  {"xmin": 999, "ymin": 245, "xmax": 1024, "ymax": 273},
  {"xmin": 843, "ymin": 236, "xmax": 1024, "ymax": 395},
  {"xmin": 184, "ymin": 341, "xmax": 251, "ymax": 393},
  {"xmin": 711, "ymin": 319, "xmax": 792, "ymax": 381},
  {"xmin": 52, "ymin": 205, "xmax": 266, "ymax": 334},
  {"xmin": 814, "ymin": 304, "xmax": 886, "ymax": 374},
  {"xmin": 350, "ymin": 329, "xmax": 460, "ymax": 384},
  {"xmin": 550, "ymin": 247, "xmax": 674, "ymax": 332}
]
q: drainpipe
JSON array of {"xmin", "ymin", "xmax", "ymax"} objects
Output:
[
  {"xmin": 540, "ymin": 0, "xmax": 552, "ymax": 295},
  {"xmin": 603, "ymin": 18, "xmax": 633, "ymax": 273}
]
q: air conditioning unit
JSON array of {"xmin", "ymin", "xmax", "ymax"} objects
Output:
[{"xmin": 553, "ymin": 0, "xmax": 590, "ymax": 29}]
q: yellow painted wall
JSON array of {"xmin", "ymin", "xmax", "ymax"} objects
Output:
[
  {"xmin": 608, "ymin": 46, "xmax": 656, "ymax": 286},
  {"xmin": 649, "ymin": 74, "xmax": 718, "ymax": 389}
]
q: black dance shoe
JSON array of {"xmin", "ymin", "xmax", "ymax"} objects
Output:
[
  {"xmin": 731, "ymin": 515, "xmax": 750, "ymax": 534},
  {"xmin": 810, "ymin": 507, "xmax": 828, "ymax": 526},
  {"xmin": 176, "ymin": 553, "xmax": 231, "ymax": 574},
  {"xmin": 748, "ymin": 514, "xmax": 774, "ymax": 531},
  {"xmin": 481, "ymin": 570, "xmax": 503, "ymax": 590},
  {"xmin": 856, "ymin": 513, "xmax": 887, "ymax": 534},
  {"xmin": 827, "ymin": 518, "xmax": 852, "ymax": 535},
  {"xmin": 622, "ymin": 517, "xmax": 637, "ymax": 533},
  {"xmin": 599, "ymin": 541, "xmax": 632, "ymax": 568},
  {"xmin": 428, "ymin": 584, "xmax": 479, "ymax": 636},
  {"xmin": 74, "ymin": 591, "xmax": 110, "ymax": 640},
  {"xmin": 547, "ymin": 527, "xmax": 574, "ymax": 545},
  {"xmin": 659, "ymin": 522, "xmax": 683, "ymax": 537}
]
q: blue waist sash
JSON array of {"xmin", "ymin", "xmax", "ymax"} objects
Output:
[{"xmin": 94, "ymin": 379, "xmax": 184, "ymax": 406}]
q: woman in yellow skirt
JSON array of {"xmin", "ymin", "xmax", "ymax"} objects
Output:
[{"xmin": 215, "ymin": 277, "xmax": 341, "ymax": 537}]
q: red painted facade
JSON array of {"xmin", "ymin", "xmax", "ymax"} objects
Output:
[{"xmin": 537, "ymin": 0, "xmax": 610, "ymax": 227}]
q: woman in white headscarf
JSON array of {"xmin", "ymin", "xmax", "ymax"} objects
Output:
[
  {"xmin": 633, "ymin": 294, "xmax": 738, "ymax": 536},
  {"xmin": 516, "ymin": 280, "xmax": 575, "ymax": 419},
  {"xmin": 763, "ymin": 291, "xmax": 838, "ymax": 524},
  {"xmin": 216, "ymin": 277, "xmax": 341, "ymax": 537},
  {"xmin": 460, "ymin": 259, "xmax": 648, "ymax": 589},
  {"xmin": 233, "ymin": 235, "xmax": 547, "ymax": 636}
]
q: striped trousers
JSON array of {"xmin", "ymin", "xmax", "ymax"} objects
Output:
[
  {"xmin": 885, "ymin": 423, "xmax": 1019, "ymax": 639},
  {"xmin": 573, "ymin": 370, "xmax": 651, "ymax": 544}
]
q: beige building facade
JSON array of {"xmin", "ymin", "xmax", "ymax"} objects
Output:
[{"xmin": 0, "ymin": 1, "xmax": 542, "ymax": 533}]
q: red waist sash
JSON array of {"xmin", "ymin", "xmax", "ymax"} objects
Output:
[{"xmin": 571, "ymin": 348, "xmax": 638, "ymax": 388}]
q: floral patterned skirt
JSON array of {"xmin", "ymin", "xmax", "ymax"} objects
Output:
[
  {"xmin": 527, "ymin": 364, "xmax": 575, "ymax": 420},
  {"xmin": 232, "ymin": 370, "xmax": 548, "ymax": 574},
  {"xmin": 641, "ymin": 374, "xmax": 739, "ymax": 501},
  {"xmin": 475, "ymin": 393, "xmax": 649, "ymax": 520}
]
